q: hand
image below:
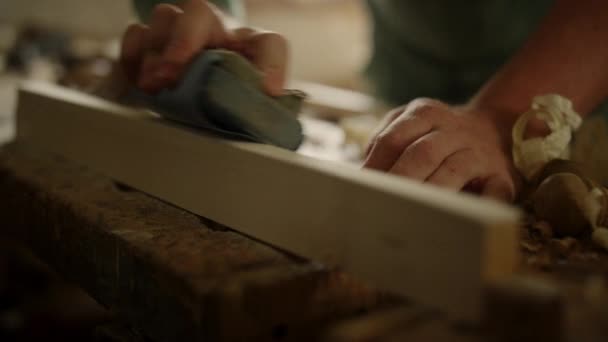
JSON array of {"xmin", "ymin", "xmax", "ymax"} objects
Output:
[
  {"xmin": 363, "ymin": 99, "xmax": 520, "ymax": 201},
  {"xmin": 120, "ymin": 0, "xmax": 288, "ymax": 95}
]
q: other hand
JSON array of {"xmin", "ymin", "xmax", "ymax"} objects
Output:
[{"xmin": 364, "ymin": 99, "xmax": 520, "ymax": 201}]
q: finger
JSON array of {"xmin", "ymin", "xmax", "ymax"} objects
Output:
[
  {"xmin": 145, "ymin": 4, "xmax": 182, "ymax": 51},
  {"xmin": 235, "ymin": 28, "xmax": 289, "ymax": 96},
  {"xmin": 364, "ymin": 105, "xmax": 406, "ymax": 156},
  {"xmin": 425, "ymin": 148, "xmax": 482, "ymax": 191},
  {"xmin": 137, "ymin": 52, "xmax": 166, "ymax": 93},
  {"xmin": 363, "ymin": 112, "xmax": 439, "ymax": 171},
  {"xmin": 481, "ymin": 175, "xmax": 515, "ymax": 202},
  {"xmin": 388, "ymin": 129, "xmax": 465, "ymax": 180},
  {"xmin": 364, "ymin": 101, "xmax": 451, "ymax": 170},
  {"xmin": 163, "ymin": 0, "xmax": 228, "ymax": 66},
  {"xmin": 120, "ymin": 23, "xmax": 149, "ymax": 82},
  {"xmin": 137, "ymin": 4, "xmax": 183, "ymax": 91},
  {"xmin": 366, "ymin": 100, "xmax": 447, "ymax": 157}
]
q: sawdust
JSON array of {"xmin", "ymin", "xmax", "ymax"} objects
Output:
[{"xmin": 520, "ymin": 213, "xmax": 607, "ymax": 274}]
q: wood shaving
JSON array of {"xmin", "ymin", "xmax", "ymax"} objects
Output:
[{"xmin": 512, "ymin": 94, "xmax": 581, "ymax": 181}]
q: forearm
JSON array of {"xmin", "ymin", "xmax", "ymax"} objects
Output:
[{"xmin": 470, "ymin": 0, "xmax": 608, "ymax": 137}]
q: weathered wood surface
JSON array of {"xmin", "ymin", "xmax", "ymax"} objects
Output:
[
  {"xmin": 15, "ymin": 82, "xmax": 521, "ymax": 320},
  {"xmin": 0, "ymin": 144, "xmax": 385, "ymax": 341}
]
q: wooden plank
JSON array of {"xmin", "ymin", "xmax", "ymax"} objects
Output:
[
  {"xmin": 0, "ymin": 144, "xmax": 379, "ymax": 341},
  {"xmin": 15, "ymin": 81, "xmax": 521, "ymax": 321}
]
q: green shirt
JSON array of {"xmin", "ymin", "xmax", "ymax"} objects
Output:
[
  {"xmin": 133, "ymin": 1, "xmax": 555, "ymax": 105},
  {"xmin": 366, "ymin": 0, "xmax": 553, "ymax": 104}
]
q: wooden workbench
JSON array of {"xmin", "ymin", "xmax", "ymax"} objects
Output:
[{"xmin": 0, "ymin": 143, "xmax": 482, "ymax": 341}]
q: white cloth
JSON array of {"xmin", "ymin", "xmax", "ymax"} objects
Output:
[{"xmin": 512, "ymin": 94, "xmax": 582, "ymax": 180}]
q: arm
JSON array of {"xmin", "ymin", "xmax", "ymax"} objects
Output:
[
  {"xmin": 472, "ymin": 0, "xmax": 608, "ymax": 139},
  {"xmin": 364, "ymin": 0, "xmax": 608, "ymax": 201}
]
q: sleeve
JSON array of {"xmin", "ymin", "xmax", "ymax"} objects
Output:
[{"xmin": 133, "ymin": 0, "xmax": 242, "ymax": 21}]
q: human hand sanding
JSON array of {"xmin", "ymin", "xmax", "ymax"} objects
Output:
[{"xmin": 120, "ymin": 1, "xmax": 304, "ymax": 150}]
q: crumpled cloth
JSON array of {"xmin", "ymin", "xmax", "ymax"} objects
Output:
[{"xmin": 130, "ymin": 49, "xmax": 305, "ymax": 150}]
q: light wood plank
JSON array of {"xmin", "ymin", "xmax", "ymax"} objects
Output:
[{"xmin": 15, "ymin": 81, "xmax": 520, "ymax": 321}]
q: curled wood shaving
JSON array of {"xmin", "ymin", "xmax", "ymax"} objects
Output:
[
  {"xmin": 512, "ymin": 94, "xmax": 582, "ymax": 180},
  {"xmin": 512, "ymin": 95, "xmax": 608, "ymax": 251}
]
